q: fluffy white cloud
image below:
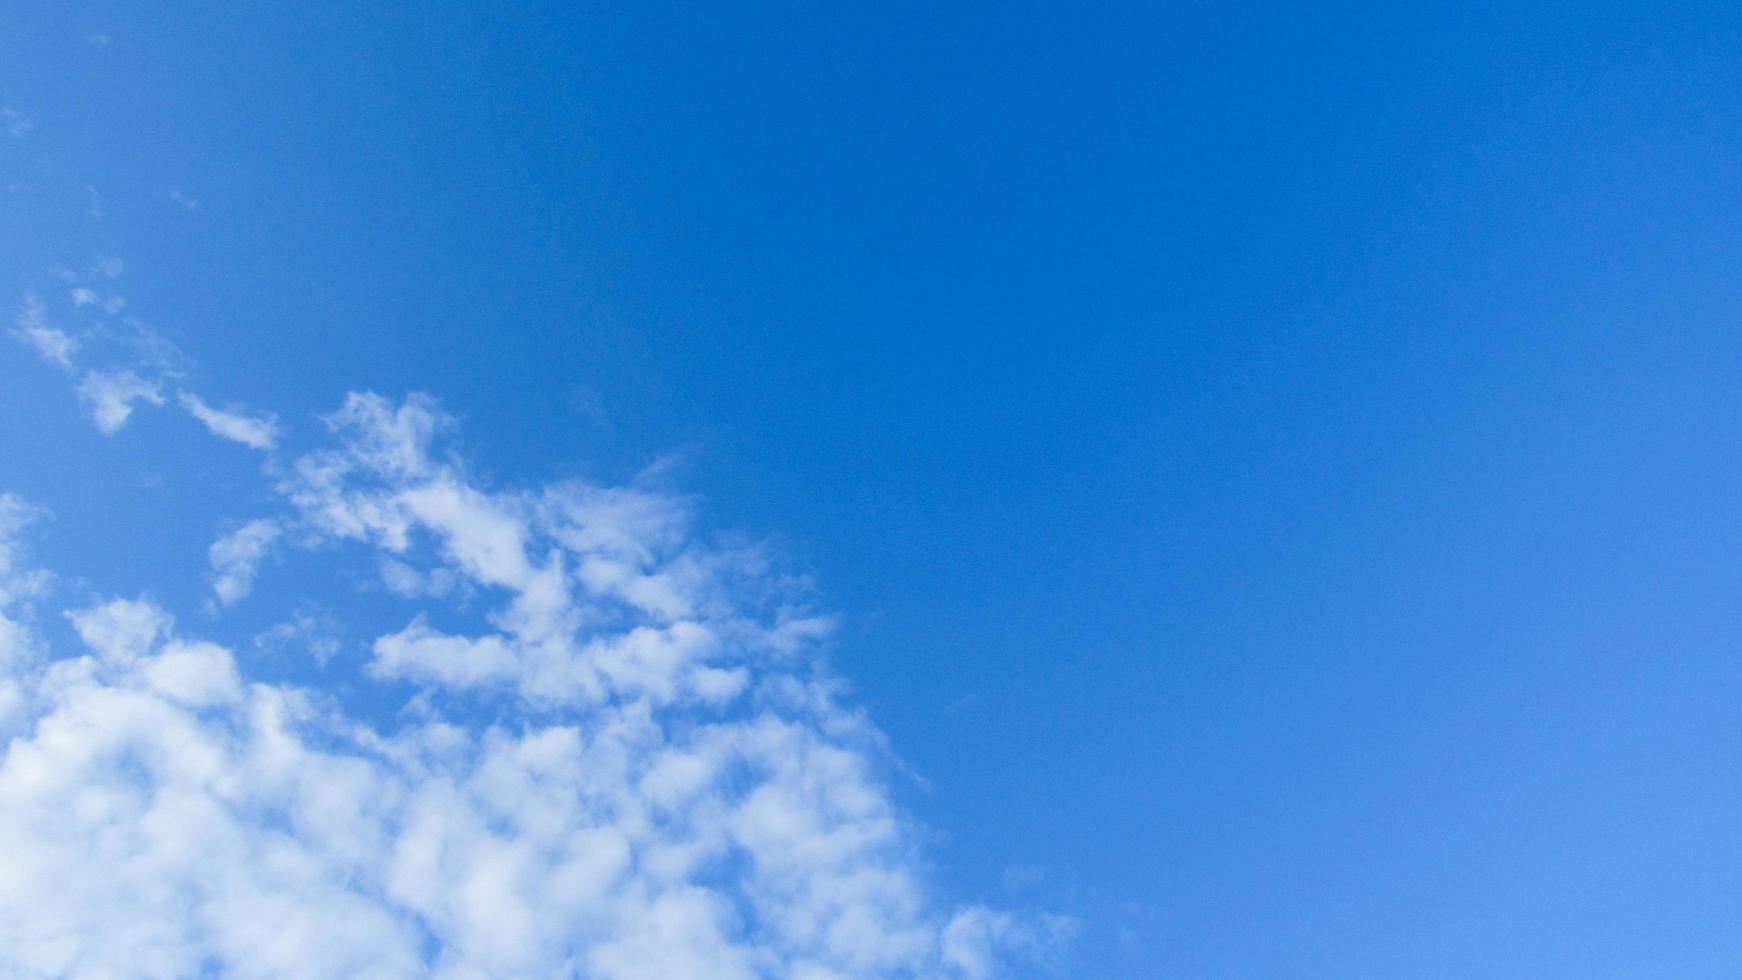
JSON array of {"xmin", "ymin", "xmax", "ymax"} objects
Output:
[
  {"xmin": 75, "ymin": 369, "xmax": 165, "ymax": 434},
  {"xmin": 179, "ymin": 392, "xmax": 280, "ymax": 451},
  {"xmin": 0, "ymin": 394, "xmax": 1067, "ymax": 978}
]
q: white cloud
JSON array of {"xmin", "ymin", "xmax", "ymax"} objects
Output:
[
  {"xmin": 370, "ymin": 614, "xmax": 518, "ymax": 689},
  {"xmin": 75, "ymin": 369, "xmax": 164, "ymax": 434},
  {"xmin": 180, "ymin": 391, "xmax": 280, "ymax": 451},
  {"xmin": 141, "ymin": 639, "xmax": 242, "ymax": 706},
  {"xmin": 11, "ymin": 293, "xmax": 79, "ymax": 368},
  {"xmin": 0, "ymin": 394, "xmax": 1069, "ymax": 977},
  {"xmin": 208, "ymin": 519, "xmax": 280, "ymax": 605}
]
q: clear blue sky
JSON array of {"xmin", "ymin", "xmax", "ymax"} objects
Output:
[{"xmin": 4, "ymin": 3, "xmax": 1742, "ymax": 976}]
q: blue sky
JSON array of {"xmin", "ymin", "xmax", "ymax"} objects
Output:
[{"xmin": 4, "ymin": 2, "xmax": 1742, "ymax": 976}]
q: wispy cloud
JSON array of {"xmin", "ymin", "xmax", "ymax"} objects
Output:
[
  {"xmin": 179, "ymin": 392, "xmax": 279, "ymax": 450},
  {"xmin": 16, "ymin": 270, "xmax": 278, "ymax": 453},
  {"xmin": 10, "ymin": 294, "xmax": 79, "ymax": 368}
]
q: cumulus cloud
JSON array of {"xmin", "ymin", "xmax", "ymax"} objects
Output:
[
  {"xmin": 0, "ymin": 393, "xmax": 1067, "ymax": 978},
  {"xmin": 11, "ymin": 293, "xmax": 79, "ymax": 368},
  {"xmin": 208, "ymin": 519, "xmax": 281, "ymax": 605},
  {"xmin": 76, "ymin": 369, "xmax": 165, "ymax": 434},
  {"xmin": 179, "ymin": 391, "xmax": 280, "ymax": 450}
]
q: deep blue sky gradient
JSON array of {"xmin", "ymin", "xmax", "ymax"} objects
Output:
[{"xmin": 5, "ymin": 3, "xmax": 1742, "ymax": 975}]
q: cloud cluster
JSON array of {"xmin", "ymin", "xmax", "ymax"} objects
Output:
[{"xmin": 0, "ymin": 392, "xmax": 1066, "ymax": 978}]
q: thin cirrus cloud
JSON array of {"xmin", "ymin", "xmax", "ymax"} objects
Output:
[{"xmin": 0, "ymin": 379, "xmax": 1072, "ymax": 976}]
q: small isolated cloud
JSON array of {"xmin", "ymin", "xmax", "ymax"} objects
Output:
[
  {"xmin": 75, "ymin": 370, "xmax": 164, "ymax": 434},
  {"xmin": 11, "ymin": 294, "xmax": 79, "ymax": 368},
  {"xmin": 1, "ymin": 108, "xmax": 32, "ymax": 139},
  {"xmin": 179, "ymin": 392, "xmax": 279, "ymax": 450},
  {"xmin": 169, "ymin": 188, "xmax": 199, "ymax": 211},
  {"xmin": 94, "ymin": 256, "xmax": 123, "ymax": 278},
  {"xmin": 85, "ymin": 33, "xmax": 111, "ymax": 47},
  {"xmin": 208, "ymin": 519, "xmax": 280, "ymax": 605},
  {"xmin": 84, "ymin": 187, "xmax": 102, "ymax": 220}
]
